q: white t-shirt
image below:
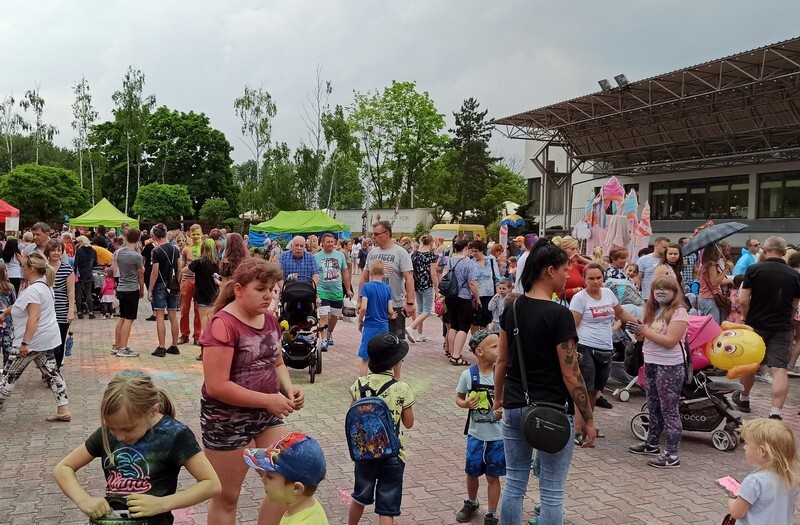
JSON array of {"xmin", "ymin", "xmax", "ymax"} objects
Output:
[
  {"xmin": 12, "ymin": 278, "xmax": 61, "ymax": 352},
  {"xmin": 569, "ymin": 288, "xmax": 618, "ymax": 350},
  {"xmin": 642, "ymin": 307, "xmax": 689, "ymax": 366},
  {"xmin": 738, "ymin": 470, "xmax": 797, "ymax": 525},
  {"xmin": 513, "ymin": 250, "xmax": 530, "ymax": 294},
  {"xmin": 365, "ymin": 244, "xmax": 413, "ymax": 308}
]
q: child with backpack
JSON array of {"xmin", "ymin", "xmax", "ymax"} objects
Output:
[
  {"xmin": 244, "ymin": 431, "xmax": 330, "ymax": 524},
  {"xmin": 357, "ymin": 260, "xmax": 395, "ymax": 377},
  {"xmin": 454, "ymin": 330, "xmax": 505, "ymax": 525},
  {"xmin": 347, "ymin": 333, "xmax": 415, "ymax": 525}
]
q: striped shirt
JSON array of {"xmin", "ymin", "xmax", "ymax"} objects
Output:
[{"xmin": 52, "ymin": 261, "xmax": 74, "ymax": 324}]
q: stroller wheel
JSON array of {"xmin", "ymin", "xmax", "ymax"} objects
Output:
[
  {"xmin": 617, "ymin": 389, "xmax": 630, "ymax": 402},
  {"xmin": 309, "ymin": 361, "xmax": 316, "ymax": 384},
  {"xmin": 630, "ymin": 412, "xmax": 649, "ymax": 442},
  {"xmin": 712, "ymin": 429, "xmax": 737, "ymax": 451},
  {"xmin": 316, "ymin": 345, "xmax": 323, "ymax": 374}
]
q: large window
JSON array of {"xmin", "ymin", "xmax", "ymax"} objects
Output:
[
  {"xmin": 758, "ymin": 171, "xmax": 800, "ymax": 218},
  {"xmin": 528, "ymin": 178, "xmax": 541, "ymax": 211},
  {"xmin": 650, "ymin": 176, "xmax": 749, "ymax": 220}
]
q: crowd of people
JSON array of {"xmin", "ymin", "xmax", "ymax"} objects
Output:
[{"xmin": 0, "ymin": 218, "xmax": 799, "ymax": 525}]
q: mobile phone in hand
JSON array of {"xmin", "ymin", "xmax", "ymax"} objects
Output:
[{"xmin": 715, "ymin": 476, "xmax": 741, "ymax": 498}]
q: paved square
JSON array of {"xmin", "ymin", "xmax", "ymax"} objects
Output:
[{"xmin": 1, "ymin": 299, "xmax": 799, "ymax": 524}]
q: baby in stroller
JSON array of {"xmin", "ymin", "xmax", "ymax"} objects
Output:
[{"xmin": 279, "ymin": 280, "xmax": 325, "ymax": 382}]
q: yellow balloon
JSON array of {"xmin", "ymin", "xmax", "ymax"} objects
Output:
[{"xmin": 705, "ymin": 325, "xmax": 765, "ymax": 379}]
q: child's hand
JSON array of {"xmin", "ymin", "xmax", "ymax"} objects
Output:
[
  {"xmin": 493, "ymin": 406, "xmax": 503, "ymax": 421},
  {"xmin": 389, "ymin": 311, "xmax": 398, "ymax": 320},
  {"xmin": 127, "ymin": 493, "xmax": 166, "ymax": 517},
  {"xmin": 358, "ymin": 319, "xmax": 364, "ymax": 333},
  {"xmin": 291, "ymin": 388, "xmax": 305, "ymax": 410},
  {"xmin": 77, "ymin": 496, "xmax": 111, "ymax": 520},
  {"xmin": 264, "ymin": 393, "xmax": 295, "ymax": 418},
  {"xmin": 466, "ymin": 393, "xmax": 479, "ymax": 410}
]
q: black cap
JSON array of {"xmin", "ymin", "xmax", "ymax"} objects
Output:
[{"xmin": 367, "ymin": 333, "xmax": 409, "ymax": 373}]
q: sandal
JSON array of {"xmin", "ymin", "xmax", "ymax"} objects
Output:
[
  {"xmin": 449, "ymin": 356, "xmax": 470, "ymax": 366},
  {"xmin": 596, "ymin": 428, "xmax": 605, "ymax": 438},
  {"xmin": 46, "ymin": 412, "xmax": 71, "ymax": 422}
]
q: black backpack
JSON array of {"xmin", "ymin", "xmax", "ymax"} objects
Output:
[{"xmin": 438, "ymin": 258, "xmax": 464, "ymax": 299}]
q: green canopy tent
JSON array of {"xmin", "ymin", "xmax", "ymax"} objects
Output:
[
  {"xmin": 248, "ymin": 210, "xmax": 349, "ymax": 247},
  {"xmin": 69, "ymin": 198, "xmax": 139, "ymax": 229}
]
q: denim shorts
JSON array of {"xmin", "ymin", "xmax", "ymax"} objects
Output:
[
  {"xmin": 415, "ymin": 287, "xmax": 434, "ymax": 315},
  {"xmin": 465, "ymin": 435, "xmax": 506, "ymax": 478},
  {"xmin": 352, "ymin": 456, "xmax": 405, "ymax": 517},
  {"xmin": 151, "ymin": 282, "xmax": 179, "ymax": 311}
]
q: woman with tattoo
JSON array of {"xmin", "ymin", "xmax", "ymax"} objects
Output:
[
  {"xmin": 627, "ymin": 275, "xmax": 689, "ymax": 468},
  {"xmin": 493, "ymin": 238, "xmax": 596, "ymax": 525}
]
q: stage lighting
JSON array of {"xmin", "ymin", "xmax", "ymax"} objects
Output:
[
  {"xmin": 614, "ymin": 74, "xmax": 629, "ymax": 88},
  {"xmin": 598, "ymin": 79, "xmax": 612, "ymax": 92}
]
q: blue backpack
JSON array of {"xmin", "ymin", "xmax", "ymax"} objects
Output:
[{"xmin": 346, "ymin": 379, "xmax": 402, "ymax": 461}]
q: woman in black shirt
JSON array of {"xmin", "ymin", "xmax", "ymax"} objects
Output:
[
  {"xmin": 493, "ymin": 238, "xmax": 596, "ymax": 525},
  {"xmin": 189, "ymin": 239, "xmax": 220, "ymax": 335}
]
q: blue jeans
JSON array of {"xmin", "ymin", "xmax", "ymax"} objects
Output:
[
  {"xmin": 501, "ymin": 406, "xmax": 575, "ymax": 525},
  {"xmin": 699, "ymin": 297, "xmax": 722, "ymax": 324}
]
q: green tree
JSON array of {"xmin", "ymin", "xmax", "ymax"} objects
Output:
[
  {"xmin": 0, "ymin": 164, "xmax": 89, "ymax": 222},
  {"xmin": 19, "ymin": 86, "xmax": 58, "ymax": 165},
  {"xmin": 199, "ymin": 197, "xmax": 231, "ymax": 226},
  {"xmin": 72, "ymin": 77, "xmax": 99, "ymax": 201},
  {"xmin": 112, "ymin": 66, "xmax": 156, "ymax": 214},
  {"xmin": 0, "ymin": 95, "xmax": 27, "ymax": 171},
  {"xmin": 318, "ymin": 105, "xmax": 364, "ymax": 210},
  {"xmin": 234, "ymin": 84, "xmax": 276, "ymax": 182},
  {"xmin": 475, "ymin": 164, "xmax": 527, "ymax": 225},
  {"xmin": 131, "ymin": 183, "xmax": 193, "ymax": 222}
]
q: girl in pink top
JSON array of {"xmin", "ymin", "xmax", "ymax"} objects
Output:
[
  {"xmin": 199, "ymin": 258, "xmax": 304, "ymax": 525},
  {"xmin": 628, "ymin": 275, "xmax": 689, "ymax": 469}
]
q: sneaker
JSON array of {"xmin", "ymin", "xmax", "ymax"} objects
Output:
[
  {"xmin": 77, "ymin": 312, "xmax": 84, "ymax": 320},
  {"xmin": 484, "ymin": 514, "xmax": 499, "ymax": 525},
  {"xmin": 527, "ymin": 518, "xmax": 540, "ymax": 525},
  {"xmin": 769, "ymin": 413, "xmax": 783, "ymax": 421},
  {"xmin": 116, "ymin": 347, "xmax": 140, "ymax": 357},
  {"xmin": 145, "ymin": 314, "xmax": 156, "ymax": 321},
  {"xmin": 88, "ymin": 313, "xmax": 96, "ymax": 319},
  {"xmin": 755, "ymin": 372, "xmax": 773, "ymax": 384},
  {"xmin": 456, "ymin": 500, "xmax": 479, "ymax": 523},
  {"xmin": 321, "ymin": 339, "xmax": 329, "ymax": 352},
  {"xmin": 418, "ymin": 333, "xmax": 430, "ymax": 342},
  {"xmin": 177, "ymin": 336, "xmax": 190, "ymax": 345},
  {"xmin": 595, "ymin": 396, "xmax": 613, "ymax": 409},
  {"xmin": 732, "ymin": 391, "xmax": 751, "ymax": 413},
  {"xmin": 166, "ymin": 345, "xmax": 180, "ymax": 355},
  {"xmin": 648, "ymin": 454, "xmax": 680, "ymax": 468},
  {"xmin": 629, "ymin": 443, "xmax": 660, "ymax": 455},
  {"xmin": 151, "ymin": 347, "xmax": 167, "ymax": 358},
  {"xmin": 788, "ymin": 366, "xmax": 800, "ymax": 378},
  {"xmin": 405, "ymin": 327, "xmax": 417, "ymax": 343},
  {"xmin": 326, "ymin": 337, "xmax": 334, "ymax": 347},
  {"xmin": 111, "ymin": 344, "xmax": 120, "ymax": 355}
]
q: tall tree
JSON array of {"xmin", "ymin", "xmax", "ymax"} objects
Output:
[
  {"xmin": 319, "ymin": 105, "xmax": 364, "ymax": 210},
  {"xmin": 0, "ymin": 94, "xmax": 27, "ymax": 171},
  {"xmin": 448, "ymin": 98, "xmax": 498, "ymax": 222},
  {"xmin": 112, "ymin": 66, "xmax": 156, "ymax": 214},
  {"xmin": 19, "ymin": 86, "xmax": 58, "ymax": 165},
  {"xmin": 132, "ymin": 183, "xmax": 194, "ymax": 222},
  {"xmin": 71, "ymin": 76, "xmax": 99, "ymax": 202},
  {"xmin": 350, "ymin": 89, "xmax": 390, "ymax": 209},
  {"xmin": 233, "ymin": 84, "xmax": 276, "ymax": 183}
]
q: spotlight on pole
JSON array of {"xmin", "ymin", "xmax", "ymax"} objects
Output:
[
  {"xmin": 598, "ymin": 79, "xmax": 612, "ymax": 92},
  {"xmin": 614, "ymin": 74, "xmax": 629, "ymax": 88}
]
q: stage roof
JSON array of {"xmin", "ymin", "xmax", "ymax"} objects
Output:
[{"xmin": 495, "ymin": 37, "xmax": 800, "ymax": 174}]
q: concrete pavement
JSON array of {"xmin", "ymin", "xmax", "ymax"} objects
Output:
[{"xmin": 1, "ymin": 300, "xmax": 799, "ymax": 524}]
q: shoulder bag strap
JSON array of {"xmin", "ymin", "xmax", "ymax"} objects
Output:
[
  {"xmin": 510, "ymin": 297, "xmax": 531, "ymax": 405},
  {"xmin": 464, "ymin": 363, "xmax": 480, "ymax": 435}
]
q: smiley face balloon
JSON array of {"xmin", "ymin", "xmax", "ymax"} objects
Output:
[{"xmin": 704, "ymin": 322, "xmax": 766, "ymax": 379}]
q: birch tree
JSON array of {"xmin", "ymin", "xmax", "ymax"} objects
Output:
[
  {"xmin": 233, "ymin": 84, "xmax": 276, "ymax": 182},
  {"xmin": 19, "ymin": 86, "xmax": 58, "ymax": 165},
  {"xmin": 112, "ymin": 66, "xmax": 156, "ymax": 214},
  {"xmin": 72, "ymin": 77, "xmax": 99, "ymax": 202},
  {"xmin": 0, "ymin": 95, "xmax": 27, "ymax": 171}
]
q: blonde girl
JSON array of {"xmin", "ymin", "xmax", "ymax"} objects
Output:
[
  {"xmin": 0, "ymin": 252, "xmax": 69, "ymax": 421},
  {"xmin": 199, "ymin": 257, "xmax": 304, "ymax": 525},
  {"xmin": 54, "ymin": 370, "xmax": 220, "ymax": 523},
  {"xmin": 727, "ymin": 418, "xmax": 799, "ymax": 524},
  {"xmin": 189, "ymin": 238, "xmax": 220, "ymax": 333}
]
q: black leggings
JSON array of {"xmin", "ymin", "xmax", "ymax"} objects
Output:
[{"xmin": 53, "ymin": 322, "xmax": 69, "ymax": 369}]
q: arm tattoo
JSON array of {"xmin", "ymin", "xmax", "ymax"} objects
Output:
[
  {"xmin": 561, "ymin": 340, "xmax": 580, "ymax": 372},
  {"xmin": 572, "ymin": 384, "xmax": 593, "ymax": 421}
]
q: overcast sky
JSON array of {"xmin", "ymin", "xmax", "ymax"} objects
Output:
[{"xmin": 2, "ymin": 0, "xmax": 799, "ymax": 166}]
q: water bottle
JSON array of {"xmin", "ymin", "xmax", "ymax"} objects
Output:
[{"xmin": 65, "ymin": 332, "xmax": 74, "ymax": 357}]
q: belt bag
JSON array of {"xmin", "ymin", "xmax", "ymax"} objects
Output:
[{"xmin": 510, "ymin": 298, "xmax": 571, "ymax": 454}]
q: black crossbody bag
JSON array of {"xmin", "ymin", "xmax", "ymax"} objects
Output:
[{"xmin": 511, "ymin": 297, "xmax": 571, "ymax": 454}]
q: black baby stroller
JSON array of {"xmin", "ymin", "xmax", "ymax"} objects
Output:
[
  {"xmin": 630, "ymin": 371, "xmax": 743, "ymax": 451},
  {"xmin": 279, "ymin": 280, "xmax": 324, "ymax": 383}
]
